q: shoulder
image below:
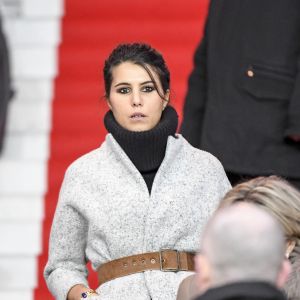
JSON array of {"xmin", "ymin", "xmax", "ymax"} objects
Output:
[
  {"xmin": 173, "ymin": 135, "xmax": 231, "ymax": 194},
  {"xmin": 64, "ymin": 141, "xmax": 108, "ymax": 179},
  {"xmin": 176, "ymin": 134, "xmax": 226, "ymax": 172}
]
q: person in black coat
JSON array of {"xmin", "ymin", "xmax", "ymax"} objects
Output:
[
  {"xmin": 0, "ymin": 13, "xmax": 13, "ymax": 154},
  {"xmin": 193, "ymin": 203, "xmax": 290, "ymax": 300},
  {"xmin": 180, "ymin": 0, "xmax": 300, "ymax": 189}
]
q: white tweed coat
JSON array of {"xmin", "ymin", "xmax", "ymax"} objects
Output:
[{"xmin": 44, "ymin": 134, "xmax": 231, "ymax": 300}]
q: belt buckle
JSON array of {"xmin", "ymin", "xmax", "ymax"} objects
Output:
[{"xmin": 159, "ymin": 249, "xmax": 180, "ymax": 272}]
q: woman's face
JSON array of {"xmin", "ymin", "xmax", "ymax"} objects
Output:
[{"xmin": 107, "ymin": 62, "xmax": 169, "ymax": 132}]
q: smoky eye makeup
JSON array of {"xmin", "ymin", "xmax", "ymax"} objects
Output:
[
  {"xmin": 140, "ymin": 81, "xmax": 156, "ymax": 92},
  {"xmin": 116, "ymin": 86, "xmax": 131, "ymax": 94},
  {"xmin": 141, "ymin": 85, "xmax": 155, "ymax": 93}
]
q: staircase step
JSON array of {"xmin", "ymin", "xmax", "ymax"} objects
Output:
[
  {"xmin": 0, "ymin": 291, "xmax": 33, "ymax": 300},
  {"xmin": 62, "ymin": 19, "xmax": 205, "ymax": 46},
  {"xmin": 57, "ymin": 45, "xmax": 197, "ymax": 81},
  {"xmin": 14, "ymin": 79, "xmax": 54, "ymax": 103},
  {"xmin": 22, "ymin": 0, "xmax": 63, "ymax": 18},
  {"xmin": 0, "ymin": 160, "xmax": 47, "ymax": 195},
  {"xmin": 4, "ymin": 19, "xmax": 61, "ymax": 46},
  {"xmin": 54, "ymin": 79, "xmax": 103, "ymax": 103},
  {"xmin": 11, "ymin": 47, "xmax": 58, "ymax": 79},
  {"xmin": 52, "ymin": 102, "xmax": 106, "ymax": 133},
  {"xmin": 7, "ymin": 100, "xmax": 51, "ymax": 133},
  {"xmin": 0, "ymin": 222, "xmax": 41, "ymax": 255},
  {"xmin": 0, "ymin": 257, "xmax": 37, "ymax": 289},
  {"xmin": 3, "ymin": 133, "xmax": 49, "ymax": 161},
  {"xmin": 50, "ymin": 133, "xmax": 104, "ymax": 159},
  {"xmin": 64, "ymin": 0, "xmax": 209, "ymax": 20},
  {"xmin": 0, "ymin": 197, "xmax": 43, "ymax": 221}
]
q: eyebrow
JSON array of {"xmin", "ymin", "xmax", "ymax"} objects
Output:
[{"xmin": 114, "ymin": 80, "xmax": 154, "ymax": 88}]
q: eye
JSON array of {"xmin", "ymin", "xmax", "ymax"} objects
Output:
[
  {"xmin": 142, "ymin": 86, "xmax": 155, "ymax": 93},
  {"xmin": 117, "ymin": 87, "xmax": 130, "ymax": 94}
]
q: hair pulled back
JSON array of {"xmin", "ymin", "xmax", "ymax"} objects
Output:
[{"xmin": 103, "ymin": 43, "xmax": 170, "ymax": 100}]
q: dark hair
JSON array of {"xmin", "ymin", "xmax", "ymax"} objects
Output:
[{"xmin": 103, "ymin": 43, "xmax": 170, "ymax": 100}]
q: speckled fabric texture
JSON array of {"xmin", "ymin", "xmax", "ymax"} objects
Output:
[{"xmin": 44, "ymin": 134, "xmax": 231, "ymax": 300}]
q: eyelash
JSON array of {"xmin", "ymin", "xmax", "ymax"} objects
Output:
[{"xmin": 116, "ymin": 86, "xmax": 155, "ymax": 94}]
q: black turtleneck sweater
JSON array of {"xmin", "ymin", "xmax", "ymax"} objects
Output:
[{"xmin": 104, "ymin": 106, "xmax": 178, "ymax": 193}]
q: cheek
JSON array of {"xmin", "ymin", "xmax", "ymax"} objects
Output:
[
  {"xmin": 151, "ymin": 109, "xmax": 163, "ymax": 123},
  {"xmin": 109, "ymin": 98, "xmax": 125, "ymax": 114},
  {"xmin": 152, "ymin": 100, "xmax": 164, "ymax": 114}
]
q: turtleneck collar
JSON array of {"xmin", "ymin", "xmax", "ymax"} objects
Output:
[{"xmin": 104, "ymin": 106, "xmax": 178, "ymax": 172}]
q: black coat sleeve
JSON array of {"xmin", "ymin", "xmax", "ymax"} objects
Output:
[
  {"xmin": 0, "ymin": 15, "xmax": 12, "ymax": 153},
  {"xmin": 180, "ymin": 28, "xmax": 208, "ymax": 148},
  {"xmin": 285, "ymin": 52, "xmax": 300, "ymax": 138}
]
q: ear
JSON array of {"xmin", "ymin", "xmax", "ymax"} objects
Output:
[
  {"xmin": 285, "ymin": 240, "xmax": 296, "ymax": 259},
  {"xmin": 162, "ymin": 90, "xmax": 170, "ymax": 110},
  {"xmin": 106, "ymin": 98, "xmax": 112, "ymax": 110},
  {"xmin": 276, "ymin": 259, "xmax": 291, "ymax": 288},
  {"xmin": 195, "ymin": 254, "xmax": 212, "ymax": 293}
]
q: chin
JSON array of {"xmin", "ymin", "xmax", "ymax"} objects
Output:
[{"xmin": 128, "ymin": 125, "xmax": 152, "ymax": 132}]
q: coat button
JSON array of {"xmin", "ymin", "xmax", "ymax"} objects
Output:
[{"xmin": 247, "ymin": 70, "xmax": 254, "ymax": 77}]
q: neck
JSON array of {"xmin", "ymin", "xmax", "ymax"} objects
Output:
[{"xmin": 104, "ymin": 106, "xmax": 178, "ymax": 192}]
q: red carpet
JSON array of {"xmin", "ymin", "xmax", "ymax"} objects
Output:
[{"xmin": 34, "ymin": 0, "xmax": 209, "ymax": 299}]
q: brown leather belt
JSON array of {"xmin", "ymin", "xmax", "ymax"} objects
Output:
[{"xmin": 97, "ymin": 249, "xmax": 195, "ymax": 285}]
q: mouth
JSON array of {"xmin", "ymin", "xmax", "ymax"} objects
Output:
[{"xmin": 130, "ymin": 112, "xmax": 146, "ymax": 119}]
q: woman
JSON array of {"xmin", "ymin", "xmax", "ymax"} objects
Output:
[
  {"xmin": 44, "ymin": 43, "xmax": 231, "ymax": 300},
  {"xmin": 177, "ymin": 176, "xmax": 300, "ymax": 300}
]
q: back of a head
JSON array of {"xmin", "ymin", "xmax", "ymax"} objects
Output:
[
  {"xmin": 218, "ymin": 176, "xmax": 300, "ymax": 257},
  {"xmin": 201, "ymin": 203, "xmax": 285, "ymax": 287}
]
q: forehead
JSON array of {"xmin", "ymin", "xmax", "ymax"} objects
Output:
[{"xmin": 111, "ymin": 62, "xmax": 159, "ymax": 84}]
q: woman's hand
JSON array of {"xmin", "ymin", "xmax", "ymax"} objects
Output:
[{"xmin": 67, "ymin": 284, "xmax": 99, "ymax": 300}]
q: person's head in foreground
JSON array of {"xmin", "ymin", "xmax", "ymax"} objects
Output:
[
  {"xmin": 194, "ymin": 202, "xmax": 290, "ymax": 300},
  {"xmin": 219, "ymin": 176, "xmax": 300, "ymax": 300}
]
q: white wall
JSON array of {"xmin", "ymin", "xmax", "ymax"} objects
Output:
[{"xmin": 0, "ymin": 0, "xmax": 63, "ymax": 299}]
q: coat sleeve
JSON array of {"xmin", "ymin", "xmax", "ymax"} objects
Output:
[
  {"xmin": 44, "ymin": 166, "xmax": 89, "ymax": 300},
  {"xmin": 180, "ymin": 24, "xmax": 208, "ymax": 148},
  {"xmin": 284, "ymin": 54, "xmax": 300, "ymax": 138}
]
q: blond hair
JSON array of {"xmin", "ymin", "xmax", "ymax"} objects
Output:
[
  {"xmin": 219, "ymin": 176, "xmax": 300, "ymax": 299},
  {"xmin": 219, "ymin": 176, "xmax": 300, "ymax": 244}
]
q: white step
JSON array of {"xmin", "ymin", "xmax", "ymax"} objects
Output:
[
  {"xmin": 0, "ymin": 222, "xmax": 41, "ymax": 255},
  {"xmin": 0, "ymin": 290, "xmax": 32, "ymax": 300},
  {"xmin": 0, "ymin": 257, "xmax": 37, "ymax": 289},
  {"xmin": 11, "ymin": 47, "xmax": 58, "ymax": 79},
  {"xmin": 6, "ymin": 100, "xmax": 51, "ymax": 133},
  {"xmin": 2, "ymin": 133, "xmax": 50, "ymax": 161},
  {"xmin": 13, "ymin": 79, "xmax": 54, "ymax": 103},
  {"xmin": 0, "ymin": 196, "xmax": 44, "ymax": 221},
  {"xmin": 0, "ymin": 0, "xmax": 64, "ymax": 18},
  {"xmin": 4, "ymin": 19, "xmax": 61, "ymax": 47},
  {"xmin": 0, "ymin": 160, "xmax": 47, "ymax": 195},
  {"xmin": 22, "ymin": 0, "xmax": 64, "ymax": 18}
]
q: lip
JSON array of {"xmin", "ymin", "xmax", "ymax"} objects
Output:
[{"xmin": 130, "ymin": 112, "xmax": 146, "ymax": 119}]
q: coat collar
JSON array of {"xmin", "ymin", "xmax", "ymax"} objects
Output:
[{"xmin": 105, "ymin": 134, "xmax": 184, "ymax": 193}]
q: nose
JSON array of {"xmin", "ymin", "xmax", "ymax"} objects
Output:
[{"xmin": 131, "ymin": 90, "xmax": 143, "ymax": 107}]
